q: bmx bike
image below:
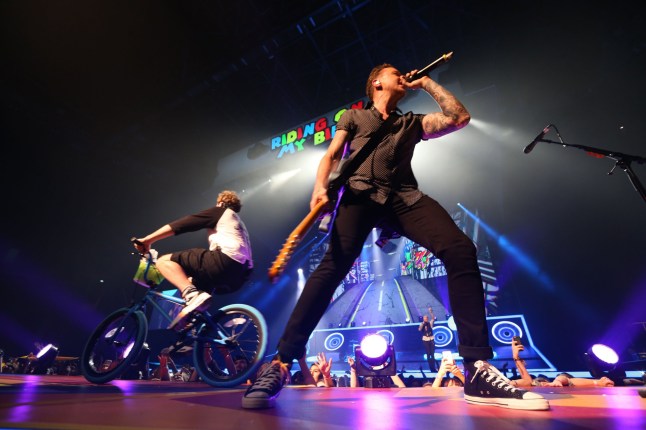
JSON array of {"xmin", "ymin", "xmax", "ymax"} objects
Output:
[{"xmin": 79, "ymin": 242, "xmax": 268, "ymax": 387}]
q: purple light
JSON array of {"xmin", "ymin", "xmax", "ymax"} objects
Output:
[
  {"xmin": 590, "ymin": 344, "xmax": 619, "ymax": 365},
  {"xmin": 36, "ymin": 343, "xmax": 55, "ymax": 359},
  {"xmin": 360, "ymin": 334, "xmax": 388, "ymax": 359},
  {"xmin": 123, "ymin": 341, "xmax": 135, "ymax": 359}
]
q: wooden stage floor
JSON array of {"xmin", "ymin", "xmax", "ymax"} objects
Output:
[{"xmin": 0, "ymin": 374, "xmax": 644, "ymax": 430}]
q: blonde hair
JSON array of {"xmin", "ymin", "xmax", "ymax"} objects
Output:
[{"xmin": 217, "ymin": 190, "xmax": 242, "ymax": 213}]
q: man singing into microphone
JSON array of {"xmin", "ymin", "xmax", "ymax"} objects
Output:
[{"xmin": 242, "ymin": 63, "xmax": 549, "ymax": 411}]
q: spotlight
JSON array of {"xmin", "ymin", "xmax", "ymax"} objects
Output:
[
  {"xmin": 354, "ymin": 333, "xmax": 396, "ymax": 388},
  {"xmin": 33, "ymin": 344, "xmax": 59, "ymax": 375},
  {"xmin": 584, "ymin": 343, "xmax": 619, "ymax": 378}
]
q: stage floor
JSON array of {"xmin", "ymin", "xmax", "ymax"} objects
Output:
[{"xmin": 0, "ymin": 375, "xmax": 644, "ymax": 430}]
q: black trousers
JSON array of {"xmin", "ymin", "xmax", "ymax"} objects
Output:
[
  {"xmin": 171, "ymin": 248, "xmax": 252, "ymax": 294},
  {"xmin": 423, "ymin": 339, "xmax": 437, "ymax": 372},
  {"xmin": 277, "ymin": 190, "xmax": 493, "ymax": 363}
]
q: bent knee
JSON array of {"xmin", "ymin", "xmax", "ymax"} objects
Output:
[{"xmin": 438, "ymin": 237, "xmax": 478, "ymax": 261}]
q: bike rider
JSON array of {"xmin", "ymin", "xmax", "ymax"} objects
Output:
[{"xmin": 133, "ymin": 190, "xmax": 253, "ymax": 329}]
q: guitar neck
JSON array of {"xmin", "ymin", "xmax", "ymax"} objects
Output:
[{"xmin": 268, "ymin": 200, "xmax": 328, "ymax": 283}]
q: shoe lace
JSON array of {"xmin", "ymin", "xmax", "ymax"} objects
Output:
[
  {"xmin": 182, "ymin": 287, "xmax": 199, "ymax": 302},
  {"xmin": 470, "ymin": 361, "xmax": 518, "ymax": 393},
  {"xmin": 252, "ymin": 361, "xmax": 291, "ymax": 390}
]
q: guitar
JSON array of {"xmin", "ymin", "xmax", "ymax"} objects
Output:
[
  {"xmin": 267, "ymin": 169, "xmax": 346, "ymax": 283},
  {"xmin": 267, "ymin": 199, "xmax": 329, "ymax": 283}
]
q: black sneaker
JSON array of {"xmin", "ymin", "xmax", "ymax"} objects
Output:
[
  {"xmin": 169, "ymin": 291, "xmax": 211, "ymax": 330},
  {"xmin": 241, "ymin": 360, "xmax": 290, "ymax": 409},
  {"xmin": 464, "ymin": 360, "xmax": 549, "ymax": 410}
]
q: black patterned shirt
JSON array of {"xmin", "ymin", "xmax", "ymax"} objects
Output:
[{"xmin": 336, "ymin": 106, "xmax": 426, "ymax": 205}]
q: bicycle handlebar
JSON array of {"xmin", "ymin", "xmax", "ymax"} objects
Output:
[{"xmin": 130, "ymin": 237, "xmax": 144, "ymax": 247}]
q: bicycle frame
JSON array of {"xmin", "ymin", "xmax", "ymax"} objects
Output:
[{"xmin": 81, "ymin": 248, "xmax": 268, "ymax": 387}]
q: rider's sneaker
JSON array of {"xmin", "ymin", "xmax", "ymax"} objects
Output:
[
  {"xmin": 168, "ymin": 290, "xmax": 211, "ymax": 330},
  {"xmin": 241, "ymin": 360, "xmax": 290, "ymax": 409},
  {"xmin": 464, "ymin": 360, "xmax": 549, "ymax": 410}
]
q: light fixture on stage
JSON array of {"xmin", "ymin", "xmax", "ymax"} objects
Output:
[
  {"xmin": 354, "ymin": 333, "xmax": 396, "ymax": 388},
  {"xmin": 583, "ymin": 343, "xmax": 620, "ymax": 378},
  {"xmin": 33, "ymin": 344, "xmax": 59, "ymax": 375}
]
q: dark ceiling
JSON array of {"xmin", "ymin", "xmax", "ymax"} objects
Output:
[{"xmin": 1, "ymin": 0, "xmax": 645, "ymax": 370}]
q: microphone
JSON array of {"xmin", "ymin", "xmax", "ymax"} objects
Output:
[
  {"xmin": 523, "ymin": 124, "xmax": 552, "ymax": 154},
  {"xmin": 406, "ymin": 52, "xmax": 453, "ymax": 82}
]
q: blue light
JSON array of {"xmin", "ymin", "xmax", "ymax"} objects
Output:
[{"xmin": 458, "ymin": 203, "xmax": 555, "ymax": 290}]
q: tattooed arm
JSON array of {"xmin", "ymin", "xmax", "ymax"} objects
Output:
[{"xmin": 405, "ymin": 75, "xmax": 470, "ymax": 139}]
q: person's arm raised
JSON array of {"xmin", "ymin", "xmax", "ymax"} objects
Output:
[{"xmin": 404, "ymin": 76, "xmax": 470, "ymax": 139}]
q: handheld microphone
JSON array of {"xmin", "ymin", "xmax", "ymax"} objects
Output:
[
  {"xmin": 523, "ymin": 124, "xmax": 552, "ymax": 154},
  {"xmin": 406, "ymin": 52, "xmax": 453, "ymax": 82}
]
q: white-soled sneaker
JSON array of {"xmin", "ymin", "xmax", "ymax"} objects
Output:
[
  {"xmin": 168, "ymin": 291, "xmax": 211, "ymax": 330},
  {"xmin": 241, "ymin": 360, "xmax": 290, "ymax": 409},
  {"xmin": 464, "ymin": 360, "xmax": 550, "ymax": 411}
]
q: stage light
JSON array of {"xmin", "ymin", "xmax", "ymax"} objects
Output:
[
  {"xmin": 33, "ymin": 344, "xmax": 59, "ymax": 375},
  {"xmin": 584, "ymin": 343, "xmax": 619, "ymax": 378},
  {"xmin": 354, "ymin": 333, "xmax": 396, "ymax": 386}
]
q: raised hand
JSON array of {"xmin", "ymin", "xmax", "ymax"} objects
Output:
[{"xmin": 317, "ymin": 352, "xmax": 333, "ymax": 377}]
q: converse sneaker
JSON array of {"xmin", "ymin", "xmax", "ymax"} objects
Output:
[
  {"xmin": 169, "ymin": 289, "xmax": 212, "ymax": 330},
  {"xmin": 464, "ymin": 360, "xmax": 549, "ymax": 410},
  {"xmin": 241, "ymin": 360, "xmax": 290, "ymax": 409}
]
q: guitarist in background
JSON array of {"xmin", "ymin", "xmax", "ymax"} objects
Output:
[{"xmin": 243, "ymin": 63, "xmax": 548, "ymax": 411}]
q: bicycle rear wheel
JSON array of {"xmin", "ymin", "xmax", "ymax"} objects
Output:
[
  {"xmin": 193, "ymin": 304, "xmax": 268, "ymax": 388},
  {"xmin": 80, "ymin": 307, "xmax": 148, "ymax": 384}
]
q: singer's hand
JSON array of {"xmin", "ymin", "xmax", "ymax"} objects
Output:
[{"xmin": 402, "ymin": 70, "xmax": 428, "ymax": 89}]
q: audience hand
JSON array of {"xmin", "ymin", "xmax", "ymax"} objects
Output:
[
  {"xmin": 511, "ymin": 342, "xmax": 525, "ymax": 360},
  {"xmin": 348, "ymin": 357, "xmax": 355, "ymax": 371},
  {"xmin": 317, "ymin": 352, "xmax": 333, "ymax": 378},
  {"xmin": 597, "ymin": 376, "xmax": 614, "ymax": 387}
]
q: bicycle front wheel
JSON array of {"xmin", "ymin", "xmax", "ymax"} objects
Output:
[
  {"xmin": 193, "ymin": 304, "xmax": 268, "ymax": 388},
  {"xmin": 80, "ymin": 307, "xmax": 148, "ymax": 384}
]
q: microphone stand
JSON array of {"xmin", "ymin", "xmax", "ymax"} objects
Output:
[{"xmin": 537, "ymin": 138, "xmax": 646, "ymax": 204}]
